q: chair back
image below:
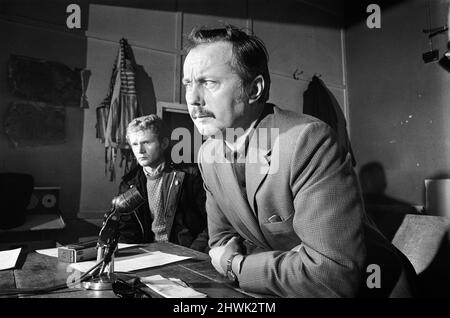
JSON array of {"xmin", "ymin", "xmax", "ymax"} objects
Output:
[{"xmin": 392, "ymin": 214, "xmax": 450, "ymax": 297}]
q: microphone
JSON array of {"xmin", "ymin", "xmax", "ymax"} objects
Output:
[
  {"xmin": 83, "ymin": 187, "xmax": 145, "ymax": 291},
  {"xmin": 110, "ymin": 186, "xmax": 144, "ymax": 215},
  {"xmin": 97, "ymin": 187, "xmax": 144, "ymax": 250}
]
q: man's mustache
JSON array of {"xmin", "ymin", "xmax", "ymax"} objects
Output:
[{"xmin": 191, "ymin": 108, "xmax": 215, "ymax": 119}]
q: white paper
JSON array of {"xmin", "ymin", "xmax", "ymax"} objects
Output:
[
  {"xmin": 0, "ymin": 248, "xmax": 22, "ymax": 271},
  {"xmin": 69, "ymin": 250, "xmax": 191, "ymax": 273},
  {"xmin": 35, "ymin": 243, "xmax": 138, "ymax": 258},
  {"xmin": 141, "ymin": 274, "xmax": 207, "ymax": 298},
  {"xmin": 117, "ymin": 243, "xmax": 138, "ymax": 250},
  {"xmin": 35, "ymin": 247, "xmax": 59, "ymax": 258}
]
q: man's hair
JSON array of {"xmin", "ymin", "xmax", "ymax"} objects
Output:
[
  {"xmin": 126, "ymin": 114, "xmax": 169, "ymax": 144},
  {"xmin": 185, "ymin": 24, "xmax": 271, "ymax": 103}
]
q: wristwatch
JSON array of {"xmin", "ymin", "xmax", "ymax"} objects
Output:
[{"xmin": 226, "ymin": 252, "xmax": 239, "ymax": 282}]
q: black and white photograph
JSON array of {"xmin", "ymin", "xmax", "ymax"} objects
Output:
[{"xmin": 0, "ymin": 0, "xmax": 449, "ymax": 305}]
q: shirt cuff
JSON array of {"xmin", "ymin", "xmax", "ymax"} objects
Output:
[{"xmin": 231, "ymin": 254, "xmax": 245, "ymax": 275}]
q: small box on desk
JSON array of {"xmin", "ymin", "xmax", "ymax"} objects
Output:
[{"xmin": 58, "ymin": 240, "xmax": 97, "ymax": 263}]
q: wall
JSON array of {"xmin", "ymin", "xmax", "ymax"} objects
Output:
[
  {"xmin": 0, "ymin": 1, "xmax": 347, "ymax": 218},
  {"xmin": 79, "ymin": 0, "xmax": 347, "ymax": 216},
  {"xmin": 0, "ymin": 2, "xmax": 86, "ymax": 219},
  {"xmin": 79, "ymin": 3, "xmax": 180, "ymax": 215},
  {"xmin": 251, "ymin": 0, "xmax": 346, "ymax": 114},
  {"xmin": 346, "ymin": 0, "xmax": 450, "ymax": 206}
]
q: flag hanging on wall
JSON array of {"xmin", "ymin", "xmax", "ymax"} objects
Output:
[{"xmin": 96, "ymin": 38, "xmax": 141, "ymax": 181}]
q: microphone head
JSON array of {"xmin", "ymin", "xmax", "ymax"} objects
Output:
[{"xmin": 112, "ymin": 187, "xmax": 144, "ymax": 214}]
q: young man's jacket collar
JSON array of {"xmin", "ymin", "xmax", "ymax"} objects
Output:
[{"xmin": 118, "ymin": 160, "xmax": 208, "ymax": 253}]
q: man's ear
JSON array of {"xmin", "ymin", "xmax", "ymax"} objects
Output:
[
  {"xmin": 161, "ymin": 137, "xmax": 169, "ymax": 151},
  {"xmin": 248, "ymin": 75, "xmax": 265, "ymax": 104}
]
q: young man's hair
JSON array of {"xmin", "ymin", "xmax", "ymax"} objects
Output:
[
  {"xmin": 185, "ymin": 24, "xmax": 271, "ymax": 103},
  {"xmin": 126, "ymin": 114, "xmax": 169, "ymax": 144}
]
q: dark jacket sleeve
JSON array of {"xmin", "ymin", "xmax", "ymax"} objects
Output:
[
  {"xmin": 186, "ymin": 165, "xmax": 210, "ymax": 253},
  {"xmin": 118, "ymin": 212, "xmax": 144, "ymax": 243}
]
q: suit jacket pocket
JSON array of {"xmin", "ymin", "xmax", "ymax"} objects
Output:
[
  {"xmin": 261, "ymin": 213, "xmax": 300, "ymax": 249},
  {"xmin": 262, "ymin": 213, "xmax": 294, "ymax": 233}
]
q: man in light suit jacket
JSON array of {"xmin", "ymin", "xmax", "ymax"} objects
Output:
[{"xmin": 182, "ymin": 25, "xmax": 418, "ymax": 297}]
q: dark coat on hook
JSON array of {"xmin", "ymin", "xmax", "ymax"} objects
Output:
[{"xmin": 303, "ymin": 75, "xmax": 356, "ymax": 166}]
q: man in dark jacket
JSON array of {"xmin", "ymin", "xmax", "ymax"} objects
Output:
[{"xmin": 118, "ymin": 114, "xmax": 208, "ymax": 253}]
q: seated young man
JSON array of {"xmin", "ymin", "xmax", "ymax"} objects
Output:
[{"xmin": 118, "ymin": 114, "xmax": 208, "ymax": 253}]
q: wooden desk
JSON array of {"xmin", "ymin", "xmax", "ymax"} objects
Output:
[
  {"xmin": 1, "ymin": 242, "xmax": 255, "ymax": 298},
  {"xmin": 0, "ymin": 213, "xmax": 66, "ymax": 251}
]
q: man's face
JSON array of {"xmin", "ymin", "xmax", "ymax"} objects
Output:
[
  {"xmin": 183, "ymin": 41, "xmax": 248, "ymax": 137},
  {"xmin": 128, "ymin": 129, "xmax": 166, "ymax": 168}
]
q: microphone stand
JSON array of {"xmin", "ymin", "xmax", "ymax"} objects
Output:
[
  {"xmin": 81, "ymin": 187, "xmax": 144, "ymax": 291},
  {"xmin": 81, "ymin": 208, "xmax": 120, "ymax": 290}
]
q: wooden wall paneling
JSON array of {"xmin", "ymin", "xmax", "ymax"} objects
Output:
[
  {"xmin": 87, "ymin": 4, "xmax": 178, "ymax": 52},
  {"xmin": 80, "ymin": 5, "xmax": 179, "ymax": 215},
  {"xmin": 269, "ymin": 74, "xmax": 309, "ymax": 114},
  {"xmin": 132, "ymin": 46, "xmax": 177, "ymax": 104},
  {"xmin": 0, "ymin": 18, "xmax": 85, "ymax": 219},
  {"xmin": 180, "ymin": 0, "xmax": 249, "ymax": 49},
  {"xmin": 269, "ymin": 75, "xmax": 346, "ymax": 116},
  {"xmin": 253, "ymin": 19, "xmax": 344, "ymax": 88}
]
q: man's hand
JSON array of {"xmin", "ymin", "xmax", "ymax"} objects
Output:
[{"xmin": 209, "ymin": 236, "xmax": 242, "ymax": 275}]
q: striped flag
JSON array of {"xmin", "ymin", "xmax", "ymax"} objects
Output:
[{"xmin": 96, "ymin": 38, "xmax": 141, "ymax": 180}]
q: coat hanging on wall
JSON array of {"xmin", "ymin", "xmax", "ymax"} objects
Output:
[
  {"xmin": 303, "ymin": 75, "xmax": 356, "ymax": 166},
  {"xmin": 96, "ymin": 38, "xmax": 142, "ymax": 181}
]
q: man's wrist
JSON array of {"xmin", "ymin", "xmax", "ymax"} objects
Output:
[
  {"xmin": 231, "ymin": 254, "xmax": 244, "ymax": 276},
  {"xmin": 226, "ymin": 252, "xmax": 240, "ymax": 282}
]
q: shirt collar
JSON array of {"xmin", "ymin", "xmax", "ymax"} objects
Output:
[
  {"xmin": 143, "ymin": 161, "xmax": 165, "ymax": 179},
  {"xmin": 221, "ymin": 103, "xmax": 274, "ymax": 161}
]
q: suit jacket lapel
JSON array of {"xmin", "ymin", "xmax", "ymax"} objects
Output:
[
  {"xmin": 213, "ymin": 141, "xmax": 270, "ymax": 249},
  {"xmin": 246, "ymin": 114, "xmax": 274, "ymax": 213}
]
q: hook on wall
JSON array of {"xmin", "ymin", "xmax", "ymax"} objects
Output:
[
  {"xmin": 292, "ymin": 68, "xmax": 304, "ymax": 80},
  {"xmin": 313, "ymin": 73, "xmax": 322, "ymax": 79}
]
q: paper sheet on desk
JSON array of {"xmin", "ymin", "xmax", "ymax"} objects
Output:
[
  {"xmin": 141, "ymin": 275, "xmax": 207, "ymax": 298},
  {"xmin": 35, "ymin": 243, "xmax": 138, "ymax": 258},
  {"xmin": 69, "ymin": 250, "xmax": 191, "ymax": 272},
  {"xmin": 0, "ymin": 248, "xmax": 21, "ymax": 271}
]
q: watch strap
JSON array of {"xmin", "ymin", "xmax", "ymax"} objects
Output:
[{"xmin": 226, "ymin": 252, "xmax": 239, "ymax": 282}]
